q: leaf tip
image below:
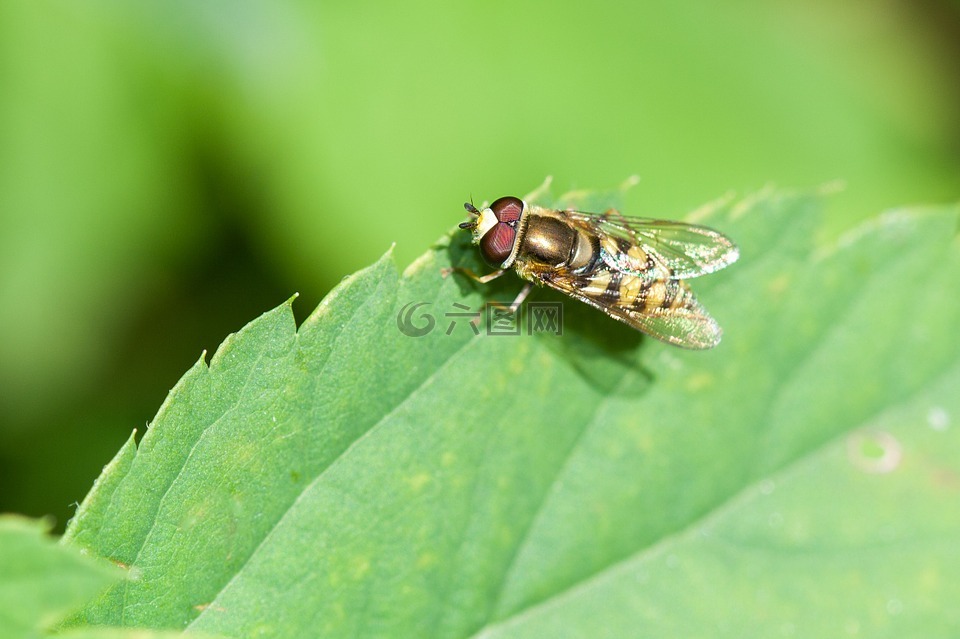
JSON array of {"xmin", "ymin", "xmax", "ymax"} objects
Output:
[
  {"xmin": 619, "ymin": 174, "xmax": 640, "ymax": 192},
  {"xmin": 283, "ymin": 292, "xmax": 300, "ymax": 317},
  {"xmin": 403, "ymin": 248, "xmax": 438, "ymax": 279},
  {"xmin": 687, "ymin": 190, "xmax": 737, "ymax": 223},
  {"xmin": 377, "ymin": 243, "xmax": 398, "ymax": 268},
  {"xmin": 816, "ymin": 179, "xmax": 847, "ymax": 196}
]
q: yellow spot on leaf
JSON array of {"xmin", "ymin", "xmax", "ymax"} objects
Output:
[
  {"xmin": 686, "ymin": 372, "xmax": 715, "ymax": 391},
  {"xmin": 405, "ymin": 472, "xmax": 431, "ymax": 492},
  {"xmin": 352, "ymin": 556, "xmax": 370, "ymax": 579},
  {"xmin": 767, "ymin": 273, "xmax": 790, "ymax": 297},
  {"xmin": 417, "ymin": 552, "xmax": 438, "ymax": 569}
]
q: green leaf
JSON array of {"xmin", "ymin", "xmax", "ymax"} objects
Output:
[
  {"xmin": 64, "ymin": 190, "xmax": 960, "ymax": 637},
  {"xmin": 0, "ymin": 516, "xmax": 119, "ymax": 638},
  {"xmin": 55, "ymin": 629, "xmax": 215, "ymax": 639}
]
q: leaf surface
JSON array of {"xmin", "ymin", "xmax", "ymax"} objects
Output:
[{"xmin": 65, "ymin": 191, "xmax": 960, "ymax": 637}]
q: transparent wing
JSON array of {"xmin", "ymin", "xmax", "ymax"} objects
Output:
[
  {"xmin": 565, "ymin": 211, "xmax": 739, "ymax": 280},
  {"xmin": 538, "ymin": 268, "xmax": 723, "ymax": 350}
]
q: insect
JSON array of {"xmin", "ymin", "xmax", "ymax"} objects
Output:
[{"xmin": 451, "ymin": 195, "xmax": 739, "ymax": 349}]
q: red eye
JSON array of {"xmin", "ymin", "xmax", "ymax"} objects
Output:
[
  {"xmin": 480, "ymin": 222, "xmax": 516, "ymax": 266},
  {"xmin": 490, "ymin": 196, "xmax": 523, "ymax": 223}
]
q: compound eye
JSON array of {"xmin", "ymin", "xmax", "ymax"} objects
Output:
[
  {"xmin": 490, "ymin": 196, "xmax": 523, "ymax": 223},
  {"xmin": 480, "ymin": 222, "xmax": 516, "ymax": 266}
]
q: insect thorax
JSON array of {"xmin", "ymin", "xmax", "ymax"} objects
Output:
[{"xmin": 517, "ymin": 210, "xmax": 597, "ymax": 273}]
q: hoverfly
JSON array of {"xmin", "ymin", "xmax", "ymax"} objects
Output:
[{"xmin": 451, "ymin": 195, "xmax": 739, "ymax": 349}]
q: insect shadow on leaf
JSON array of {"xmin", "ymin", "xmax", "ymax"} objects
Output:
[{"xmin": 533, "ymin": 286, "xmax": 654, "ymax": 397}]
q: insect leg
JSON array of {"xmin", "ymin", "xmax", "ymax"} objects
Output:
[
  {"xmin": 482, "ymin": 282, "xmax": 533, "ymax": 316},
  {"xmin": 441, "ymin": 267, "xmax": 507, "ymax": 284},
  {"xmin": 508, "ymin": 282, "xmax": 533, "ymax": 313}
]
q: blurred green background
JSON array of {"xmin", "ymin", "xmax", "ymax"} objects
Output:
[{"xmin": 1, "ymin": 0, "xmax": 958, "ymax": 531}]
